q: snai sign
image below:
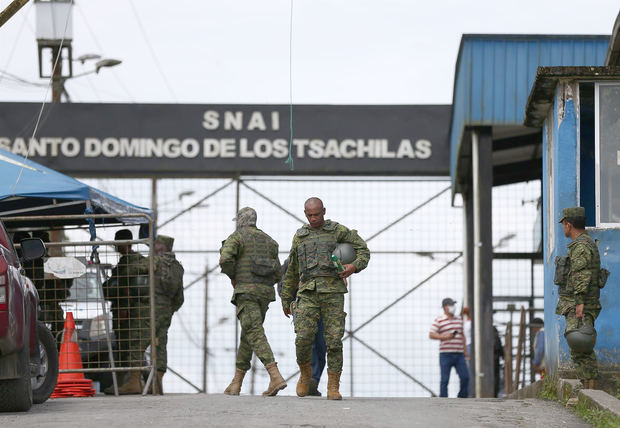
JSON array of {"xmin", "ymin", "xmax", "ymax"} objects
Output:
[{"xmin": 0, "ymin": 103, "xmax": 450, "ymax": 176}]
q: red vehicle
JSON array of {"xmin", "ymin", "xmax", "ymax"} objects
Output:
[{"xmin": 0, "ymin": 221, "xmax": 57, "ymax": 412}]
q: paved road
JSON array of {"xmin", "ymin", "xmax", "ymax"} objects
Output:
[{"xmin": 0, "ymin": 395, "xmax": 589, "ymax": 428}]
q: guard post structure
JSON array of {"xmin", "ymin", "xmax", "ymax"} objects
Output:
[{"xmin": 523, "ymin": 63, "xmax": 620, "ymax": 377}]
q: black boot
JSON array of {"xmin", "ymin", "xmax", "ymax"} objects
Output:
[{"xmin": 308, "ymin": 378, "xmax": 322, "ymax": 396}]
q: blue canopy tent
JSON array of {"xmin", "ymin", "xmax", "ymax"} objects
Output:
[{"xmin": 0, "ymin": 148, "xmax": 152, "ymax": 229}]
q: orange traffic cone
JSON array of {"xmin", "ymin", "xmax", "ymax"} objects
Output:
[{"xmin": 50, "ymin": 312, "xmax": 95, "ymax": 398}]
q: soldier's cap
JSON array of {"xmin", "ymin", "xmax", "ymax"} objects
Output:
[
  {"xmin": 155, "ymin": 235, "xmax": 174, "ymax": 250},
  {"xmin": 441, "ymin": 297, "xmax": 456, "ymax": 307},
  {"xmin": 232, "ymin": 207, "xmax": 257, "ymax": 223},
  {"xmin": 115, "ymin": 229, "xmax": 133, "ymax": 240},
  {"xmin": 559, "ymin": 207, "xmax": 585, "ymax": 223}
]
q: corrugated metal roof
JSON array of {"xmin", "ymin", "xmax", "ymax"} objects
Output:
[{"xmin": 450, "ymin": 34, "xmax": 609, "ymax": 195}]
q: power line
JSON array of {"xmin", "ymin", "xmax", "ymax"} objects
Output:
[
  {"xmin": 0, "ymin": 69, "xmax": 47, "ymax": 87},
  {"xmin": 75, "ymin": 3, "xmax": 134, "ymax": 102},
  {"xmin": 127, "ymin": 0, "xmax": 178, "ymax": 102},
  {"xmin": 0, "ymin": 0, "xmax": 32, "ymax": 87},
  {"xmin": 11, "ymin": 0, "xmax": 72, "ymax": 195}
]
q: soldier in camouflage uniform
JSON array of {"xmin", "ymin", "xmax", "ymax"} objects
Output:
[
  {"xmin": 220, "ymin": 207, "xmax": 287, "ymax": 396},
  {"xmin": 103, "ymin": 229, "xmax": 150, "ymax": 395},
  {"xmin": 557, "ymin": 207, "xmax": 602, "ymax": 389},
  {"xmin": 148, "ymin": 234, "xmax": 184, "ymax": 394},
  {"xmin": 281, "ymin": 197, "xmax": 370, "ymax": 400}
]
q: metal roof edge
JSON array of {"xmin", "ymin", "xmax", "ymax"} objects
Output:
[
  {"xmin": 524, "ymin": 66, "xmax": 620, "ymax": 128},
  {"xmin": 605, "ymin": 12, "xmax": 620, "ymax": 65},
  {"xmin": 461, "ymin": 33, "xmax": 609, "ymax": 40}
]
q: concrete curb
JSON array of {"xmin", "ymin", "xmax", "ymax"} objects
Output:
[
  {"xmin": 557, "ymin": 378, "xmax": 582, "ymax": 402},
  {"xmin": 578, "ymin": 389, "xmax": 620, "ymax": 419},
  {"xmin": 508, "ymin": 377, "xmax": 619, "ymax": 419},
  {"xmin": 506, "ymin": 380, "xmax": 543, "ymax": 399}
]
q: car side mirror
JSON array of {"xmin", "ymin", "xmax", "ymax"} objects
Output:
[{"xmin": 20, "ymin": 238, "xmax": 46, "ymax": 261}]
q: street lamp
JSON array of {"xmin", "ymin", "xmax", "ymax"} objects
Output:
[
  {"xmin": 75, "ymin": 53, "xmax": 101, "ymax": 64},
  {"xmin": 55, "ymin": 58, "xmax": 122, "ymax": 102}
]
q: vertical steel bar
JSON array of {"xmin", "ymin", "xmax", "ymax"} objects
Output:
[
  {"xmin": 202, "ymin": 264, "xmax": 209, "ymax": 393},
  {"xmin": 151, "ymin": 178, "xmax": 158, "ymax": 228},
  {"xmin": 147, "ymin": 217, "xmax": 158, "ymax": 394},
  {"xmin": 349, "ymin": 277, "xmax": 353, "ymax": 397},
  {"xmin": 97, "ymin": 264, "xmax": 118, "ymax": 395},
  {"xmin": 234, "ymin": 177, "xmax": 240, "ymax": 362},
  {"xmin": 472, "ymin": 128, "xmax": 495, "ymax": 397}
]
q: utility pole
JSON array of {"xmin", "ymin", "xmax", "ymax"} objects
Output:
[
  {"xmin": 51, "ymin": 46, "xmax": 63, "ymax": 102},
  {"xmin": 0, "ymin": 0, "xmax": 29, "ymax": 28}
]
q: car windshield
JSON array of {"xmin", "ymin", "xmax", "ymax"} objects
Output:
[{"xmin": 68, "ymin": 272, "xmax": 104, "ymax": 301}]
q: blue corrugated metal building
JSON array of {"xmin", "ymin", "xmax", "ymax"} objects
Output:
[
  {"xmin": 448, "ymin": 34, "xmax": 610, "ymax": 397},
  {"xmin": 451, "ymin": 35, "xmax": 609, "ymax": 195}
]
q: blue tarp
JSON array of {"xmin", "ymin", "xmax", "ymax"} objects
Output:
[{"xmin": 0, "ymin": 148, "xmax": 152, "ymax": 227}]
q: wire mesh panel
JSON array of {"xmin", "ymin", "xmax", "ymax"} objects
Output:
[
  {"xmin": 71, "ymin": 176, "xmax": 543, "ymax": 397},
  {"xmin": 6, "ymin": 214, "xmax": 157, "ymax": 394}
]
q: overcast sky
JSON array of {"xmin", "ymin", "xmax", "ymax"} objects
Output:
[{"xmin": 0, "ymin": 1, "xmax": 618, "ymax": 105}]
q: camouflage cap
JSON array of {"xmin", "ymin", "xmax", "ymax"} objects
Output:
[
  {"xmin": 155, "ymin": 234, "xmax": 174, "ymax": 251},
  {"xmin": 233, "ymin": 207, "xmax": 257, "ymax": 227},
  {"xmin": 559, "ymin": 207, "xmax": 585, "ymax": 223}
]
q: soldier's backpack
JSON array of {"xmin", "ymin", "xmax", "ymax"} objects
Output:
[{"xmin": 157, "ymin": 254, "xmax": 185, "ymax": 312}]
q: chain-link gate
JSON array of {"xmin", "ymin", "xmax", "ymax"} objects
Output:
[
  {"xmin": 3, "ymin": 213, "xmax": 158, "ymax": 395},
  {"xmin": 70, "ymin": 177, "xmax": 542, "ymax": 397}
]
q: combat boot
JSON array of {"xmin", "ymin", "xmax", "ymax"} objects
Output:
[
  {"xmin": 224, "ymin": 369, "xmax": 246, "ymax": 395},
  {"xmin": 327, "ymin": 371, "xmax": 342, "ymax": 400},
  {"xmin": 262, "ymin": 362, "xmax": 287, "ymax": 396},
  {"xmin": 148, "ymin": 371, "xmax": 165, "ymax": 395},
  {"xmin": 296, "ymin": 362, "xmax": 312, "ymax": 397},
  {"xmin": 308, "ymin": 378, "xmax": 322, "ymax": 396},
  {"xmin": 116, "ymin": 371, "xmax": 143, "ymax": 395},
  {"xmin": 156, "ymin": 371, "xmax": 164, "ymax": 395}
]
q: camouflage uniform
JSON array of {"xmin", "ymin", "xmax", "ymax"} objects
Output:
[
  {"xmin": 103, "ymin": 250, "xmax": 149, "ymax": 366},
  {"xmin": 219, "ymin": 208, "xmax": 281, "ymax": 371},
  {"xmin": 150, "ymin": 236, "xmax": 184, "ymax": 373},
  {"xmin": 281, "ymin": 220, "xmax": 370, "ymax": 372},
  {"xmin": 556, "ymin": 208, "xmax": 601, "ymax": 381}
]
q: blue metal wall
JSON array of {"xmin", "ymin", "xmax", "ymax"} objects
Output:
[
  {"xmin": 450, "ymin": 35, "xmax": 609, "ymax": 193},
  {"xmin": 543, "ymin": 83, "xmax": 620, "ymax": 374}
]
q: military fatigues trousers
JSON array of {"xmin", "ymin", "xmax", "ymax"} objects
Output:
[
  {"xmin": 294, "ymin": 290, "xmax": 346, "ymax": 372},
  {"xmin": 565, "ymin": 310, "xmax": 599, "ymax": 380},
  {"xmin": 127, "ymin": 305, "xmax": 151, "ymax": 366},
  {"xmin": 235, "ymin": 294, "xmax": 275, "ymax": 371},
  {"xmin": 155, "ymin": 305, "xmax": 173, "ymax": 373}
]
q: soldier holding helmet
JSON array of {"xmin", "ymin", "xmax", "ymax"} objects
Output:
[{"xmin": 556, "ymin": 207, "xmax": 607, "ymax": 389}]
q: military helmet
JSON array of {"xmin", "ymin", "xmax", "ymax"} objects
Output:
[
  {"xmin": 333, "ymin": 243, "xmax": 356, "ymax": 264},
  {"xmin": 565, "ymin": 323, "xmax": 596, "ymax": 354}
]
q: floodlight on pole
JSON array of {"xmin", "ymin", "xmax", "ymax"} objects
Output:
[
  {"xmin": 95, "ymin": 59, "xmax": 122, "ymax": 73},
  {"xmin": 75, "ymin": 53, "xmax": 102, "ymax": 64},
  {"xmin": 57, "ymin": 58, "xmax": 122, "ymax": 102}
]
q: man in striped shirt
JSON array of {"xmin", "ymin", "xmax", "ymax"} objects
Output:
[{"xmin": 429, "ymin": 297, "xmax": 470, "ymax": 398}]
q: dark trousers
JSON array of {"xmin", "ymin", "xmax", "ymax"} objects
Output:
[
  {"xmin": 311, "ymin": 318, "xmax": 327, "ymax": 381},
  {"xmin": 440, "ymin": 352, "xmax": 469, "ymax": 398}
]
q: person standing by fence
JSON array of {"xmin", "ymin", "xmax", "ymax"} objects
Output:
[{"xmin": 429, "ymin": 297, "xmax": 469, "ymax": 398}]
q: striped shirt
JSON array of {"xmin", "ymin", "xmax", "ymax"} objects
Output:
[{"xmin": 430, "ymin": 314, "xmax": 465, "ymax": 353}]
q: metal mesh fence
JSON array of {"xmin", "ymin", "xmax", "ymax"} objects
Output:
[
  {"xmin": 6, "ymin": 215, "xmax": 157, "ymax": 394},
  {"xmin": 63, "ymin": 176, "xmax": 542, "ymax": 397}
]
